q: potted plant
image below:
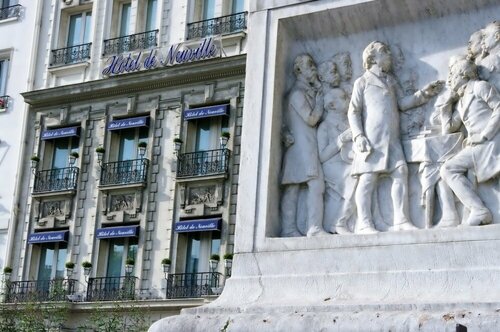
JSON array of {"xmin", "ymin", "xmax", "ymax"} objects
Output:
[
  {"xmin": 161, "ymin": 258, "xmax": 171, "ymax": 275},
  {"xmin": 30, "ymin": 155, "xmax": 40, "ymax": 169},
  {"xmin": 223, "ymin": 253, "xmax": 233, "ymax": 267},
  {"xmin": 3, "ymin": 266, "xmax": 12, "ymax": 281},
  {"xmin": 137, "ymin": 141, "xmax": 147, "ymax": 158},
  {"xmin": 209, "ymin": 254, "xmax": 220, "ymax": 272},
  {"xmin": 95, "ymin": 146, "xmax": 105, "ymax": 163},
  {"xmin": 0, "ymin": 97, "xmax": 5, "ymax": 110},
  {"xmin": 125, "ymin": 258, "xmax": 135, "ymax": 275},
  {"xmin": 68, "ymin": 151, "xmax": 79, "ymax": 166},
  {"xmin": 82, "ymin": 261, "xmax": 92, "ymax": 276},
  {"xmin": 173, "ymin": 137, "xmax": 183, "ymax": 153},
  {"xmin": 220, "ymin": 131, "xmax": 230, "ymax": 147},
  {"xmin": 65, "ymin": 261, "xmax": 75, "ymax": 276}
]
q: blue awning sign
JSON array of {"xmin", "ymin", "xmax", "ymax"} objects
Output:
[
  {"xmin": 41, "ymin": 126, "xmax": 80, "ymax": 140},
  {"xmin": 96, "ymin": 225, "xmax": 139, "ymax": 239},
  {"xmin": 183, "ymin": 104, "xmax": 229, "ymax": 120},
  {"xmin": 174, "ymin": 218, "xmax": 221, "ymax": 233},
  {"xmin": 28, "ymin": 230, "xmax": 69, "ymax": 244},
  {"xmin": 107, "ymin": 116, "xmax": 149, "ymax": 130}
]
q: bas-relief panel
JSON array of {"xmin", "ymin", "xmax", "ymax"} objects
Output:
[{"xmin": 275, "ymin": 5, "xmax": 500, "ymax": 237}]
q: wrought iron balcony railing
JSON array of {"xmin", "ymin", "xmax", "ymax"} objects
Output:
[
  {"xmin": 86, "ymin": 276, "xmax": 137, "ymax": 301},
  {"xmin": 33, "ymin": 167, "xmax": 79, "ymax": 194},
  {"xmin": 0, "ymin": 95, "xmax": 9, "ymax": 110},
  {"xmin": 176, "ymin": 148, "xmax": 230, "ymax": 178},
  {"xmin": 166, "ymin": 272, "xmax": 224, "ymax": 299},
  {"xmin": 100, "ymin": 158, "xmax": 149, "ymax": 187},
  {"xmin": 186, "ymin": 11, "xmax": 247, "ymax": 40},
  {"xmin": 4, "ymin": 279, "xmax": 77, "ymax": 303},
  {"xmin": 50, "ymin": 43, "xmax": 92, "ymax": 67},
  {"xmin": 103, "ymin": 29, "xmax": 159, "ymax": 56},
  {"xmin": 0, "ymin": 4, "xmax": 22, "ymax": 20}
]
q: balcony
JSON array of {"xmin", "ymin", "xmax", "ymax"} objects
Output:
[
  {"xmin": 33, "ymin": 167, "xmax": 79, "ymax": 194},
  {"xmin": 176, "ymin": 148, "xmax": 230, "ymax": 178},
  {"xmin": 100, "ymin": 159, "xmax": 149, "ymax": 187},
  {"xmin": 50, "ymin": 43, "xmax": 92, "ymax": 67},
  {"xmin": 0, "ymin": 95, "xmax": 9, "ymax": 111},
  {"xmin": 103, "ymin": 29, "xmax": 159, "ymax": 56},
  {"xmin": 86, "ymin": 276, "xmax": 137, "ymax": 301},
  {"xmin": 186, "ymin": 12, "xmax": 247, "ymax": 40},
  {"xmin": 166, "ymin": 272, "xmax": 224, "ymax": 299},
  {"xmin": 0, "ymin": 4, "xmax": 21, "ymax": 20},
  {"xmin": 4, "ymin": 279, "xmax": 77, "ymax": 303}
]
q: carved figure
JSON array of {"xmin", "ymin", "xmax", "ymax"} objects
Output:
[
  {"xmin": 440, "ymin": 58, "xmax": 500, "ymax": 226},
  {"xmin": 317, "ymin": 60, "xmax": 354, "ymax": 234},
  {"xmin": 468, "ymin": 29, "xmax": 485, "ymax": 64},
  {"xmin": 478, "ymin": 21, "xmax": 500, "ymax": 91},
  {"xmin": 348, "ymin": 41, "xmax": 444, "ymax": 233},
  {"xmin": 280, "ymin": 54, "xmax": 327, "ymax": 237}
]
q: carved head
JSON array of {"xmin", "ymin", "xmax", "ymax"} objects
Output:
[
  {"xmin": 332, "ymin": 52, "xmax": 352, "ymax": 81},
  {"xmin": 318, "ymin": 60, "xmax": 340, "ymax": 86},
  {"xmin": 362, "ymin": 41, "xmax": 392, "ymax": 72},
  {"xmin": 448, "ymin": 58, "xmax": 477, "ymax": 93},
  {"xmin": 467, "ymin": 29, "xmax": 484, "ymax": 60},
  {"xmin": 293, "ymin": 54, "xmax": 320, "ymax": 88},
  {"xmin": 481, "ymin": 21, "xmax": 500, "ymax": 54}
]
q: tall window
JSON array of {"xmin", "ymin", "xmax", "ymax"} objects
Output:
[
  {"xmin": 185, "ymin": 232, "xmax": 220, "ymax": 274},
  {"xmin": 192, "ymin": 116, "xmax": 228, "ymax": 152},
  {"xmin": 67, "ymin": 12, "xmax": 92, "ymax": 46},
  {"xmin": 0, "ymin": 58, "xmax": 8, "ymax": 96},
  {"xmin": 106, "ymin": 238, "xmax": 138, "ymax": 277},
  {"xmin": 120, "ymin": 3, "xmax": 131, "ymax": 36},
  {"xmin": 1, "ymin": 0, "xmax": 17, "ymax": 8},
  {"xmin": 117, "ymin": 127, "xmax": 148, "ymax": 161},
  {"xmin": 202, "ymin": 0, "xmax": 215, "ymax": 20},
  {"xmin": 51, "ymin": 137, "xmax": 79, "ymax": 169},
  {"xmin": 145, "ymin": 0, "xmax": 157, "ymax": 31},
  {"xmin": 38, "ymin": 244, "xmax": 67, "ymax": 281},
  {"xmin": 232, "ymin": 0, "xmax": 244, "ymax": 13}
]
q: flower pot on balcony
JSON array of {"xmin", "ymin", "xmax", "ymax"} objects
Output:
[
  {"xmin": 220, "ymin": 132, "xmax": 230, "ymax": 148},
  {"xmin": 137, "ymin": 142, "xmax": 147, "ymax": 159},
  {"xmin": 173, "ymin": 138, "xmax": 183, "ymax": 153},
  {"xmin": 30, "ymin": 156, "xmax": 40, "ymax": 169},
  {"xmin": 68, "ymin": 152, "xmax": 79, "ymax": 166},
  {"xmin": 3, "ymin": 266, "xmax": 12, "ymax": 280},
  {"xmin": 82, "ymin": 261, "xmax": 92, "ymax": 277},
  {"xmin": 161, "ymin": 258, "xmax": 171, "ymax": 277}
]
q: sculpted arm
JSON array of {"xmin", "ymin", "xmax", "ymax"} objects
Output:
[
  {"xmin": 348, "ymin": 78, "xmax": 371, "ymax": 153},
  {"xmin": 318, "ymin": 125, "xmax": 341, "ymax": 163},
  {"xmin": 289, "ymin": 90, "xmax": 323, "ymax": 127},
  {"xmin": 477, "ymin": 81, "xmax": 500, "ymax": 140},
  {"xmin": 398, "ymin": 79, "xmax": 445, "ymax": 111}
]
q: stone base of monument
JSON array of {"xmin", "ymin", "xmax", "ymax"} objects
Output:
[{"xmin": 150, "ymin": 227, "xmax": 500, "ymax": 331}]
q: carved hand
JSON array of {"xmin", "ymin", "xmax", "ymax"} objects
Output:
[
  {"xmin": 354, "ymin": 135, "xmax": 371, "ymax": 153},
  {"xmin": 465, "ymin": 134, "xmax": 487, "ymax": 146},
  {"xmin": 283, "ymin": 133, "xmax": 295, "ymax": 147},
  {"xmin": 421, "ymin": 80, "xmax": 445, "ymax": 98}
]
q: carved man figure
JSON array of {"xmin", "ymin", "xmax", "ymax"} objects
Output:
[
  {"xmin": 468, "ymin": 29, "xmax": 485, "ymax": 65},
  {"xmin": 478, "ymin": 21, "xmax": 500, "ymax": 91},
  {"xmin": 317, "ymin": 60, "xmax": 354, "ymax": 234},
  {"xmin": 280, "ymin": 54, "xmax": 327, "ymax": 237},
  {"xmin": 348, "ymin": 41, "xmax": 443, "ymax": 233},
  {"xmin": 440, "ymin": 58, "xmax": 499, "ymax": 226}
]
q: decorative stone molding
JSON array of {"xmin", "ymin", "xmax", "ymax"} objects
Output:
[{"xmin": 101, "ymin": 189, "xmax": 143, "ymax": 223}]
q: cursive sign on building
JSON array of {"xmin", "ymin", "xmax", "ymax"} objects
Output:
[
  {"xmin": 174, "ymin": 218, "xmax": 221, "ymax": 233},
  {"xmin": 96, "ymin": 225, "xmax": 139, "ymax": 239},
  {"xmin": 102, "ymin": 37, "xmax": 220, "ymax": 77}
]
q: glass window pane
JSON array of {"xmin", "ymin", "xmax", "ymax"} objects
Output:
[
  {"xmin": 145, "ymin": 0, "xmax": 157, "ymax": 31},
  {"xmin": 0, "ymin": 59, "xmax": 8, "ymax": 96},
  {"xmin": 38, "ymin": 246, "xmax": 55, "ymax": 280},
  {"xmin": 55, "ymin": 246, "xmax": 67, "ymax": 279},
  {"xmin": 83, "ymin": 12, "xmax": 92, "ymax": 43},
  {"xmin": 120, "ymin": 3, "xmax": 131, "ymax": 36},
  {"xmin": 232, "ymin": 0, "xmax": 244, "ymax": 13},
  {"xmin": 53, "ymin": 138, "xmax": 70, "ymax": 169},
  {"xmin": 118, "ymin": 128, "xmax": 136, "ymax": 161},
  {"xmin": 210, "ymin": 233, "xmax": 220, "ymax": 257},
  {"xmin": 203, "ymin": 0, "xmax": 215, "ymax": 20},
  {"xmin": 185, "ymin": 234, "xmax": 200, "ymax": 274},
  {"xmin": 195, "ymin": 118, "xmax": 212, "ymax": 151},
  {"xmin": 68, "ymin": 14, "xmax": 83, "ymax": 46},
  {"xmin": 107, "ymin": 239, "xmax": 125, "ymax": 277}
]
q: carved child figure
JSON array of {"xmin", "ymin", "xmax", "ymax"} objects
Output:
[
  {"xmin": 317, "ymin": 60, "xmax": 355, "ymax": 234},
  {"xmin": 348, "ymin": 41, "xmax": 444, "ymax": 233},
  {"xmin": 440, "ymin": 58, "xmax": 500, "ymax": 226}
]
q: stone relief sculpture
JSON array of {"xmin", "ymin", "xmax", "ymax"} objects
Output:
[
  {"xmin": 279, "ymin": 21, "xmax": 500, "ymax": 237},
  {"xmin": 439, "ymin": 58, "xmax": 500, "ymax": 226},
  {"xmin": 280, "ymin": 54, "xmax": 327, "ymax": 237},
  {"xmin": 348, "ymin": 41, "xmax": 443, "ymax": 234},
  {"xmin": 317, "ymin": 60, "xmax": 354, "ymax": 234}
]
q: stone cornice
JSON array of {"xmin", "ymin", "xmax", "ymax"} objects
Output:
[{"xmin": 22, "ymin": 55, "xmax": 247, "ymax": 109}]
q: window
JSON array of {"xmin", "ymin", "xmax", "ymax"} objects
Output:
[
  {"xmin": 38, "ymin": 243, "xmax": 67, "ymax": 281},
  {"xmin": 117, "ymin": 127, "xmax": 148, "ymax": 161},
  {"xmin": 185, "ymin": 232, "xmax": 220, "ymax": 274},
  {"xmin": 67, "ymin": 12, "xmax": 92, "ymax": 46},
  {"xmin": 0, "ymin": 58, "xmax": 9, "ymax": 96},
  {"xmin": 106, "ymin": 238, "xmax": 138, "ymax": 277},
  {"xmin": 202, "ymin": 0, "xmax": 215, "ymax": 20},
  {"xmin": 231, "ymin": 0, "xmax": 244, "ymax": 13},
  {"xmin": 51, "ymin": 137, "xmax": 79, "ymax": 169},
  {"xmin": 145, "ymin": 0, "xmax": 157, "ymax": 31},
  {"xmin": 191, "ymin": 116, "xmax": 228, "ymax": 152},
  {"xmin": 119, "ymin": 2, "xmax": 131, "ymax": 37}
]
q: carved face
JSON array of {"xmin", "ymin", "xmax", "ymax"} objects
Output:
[
  {"xmin": 320, "ymin": 64, "xmax": 340, "ymax": 86},
  {"xmin": 373, "ymin": 43, "xmax": 393, "ymax": 72},
  {"xmin": 336, "ymin": 54, "xmax": 352, "ymax": 81},
  {"xmin": 481, "ymin": 25, "xmax": 499, "ymax": 53},
  {"xmin": 298, "ymin": 55, "xmax": 320, "ymax": 87},
  {"xmin": 447, "ymin": 67, "xmax": 468, "ymax": 93},
  {"xmin": 468, "ymin": 30, "xmax": 483, "ymax": 59}
]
